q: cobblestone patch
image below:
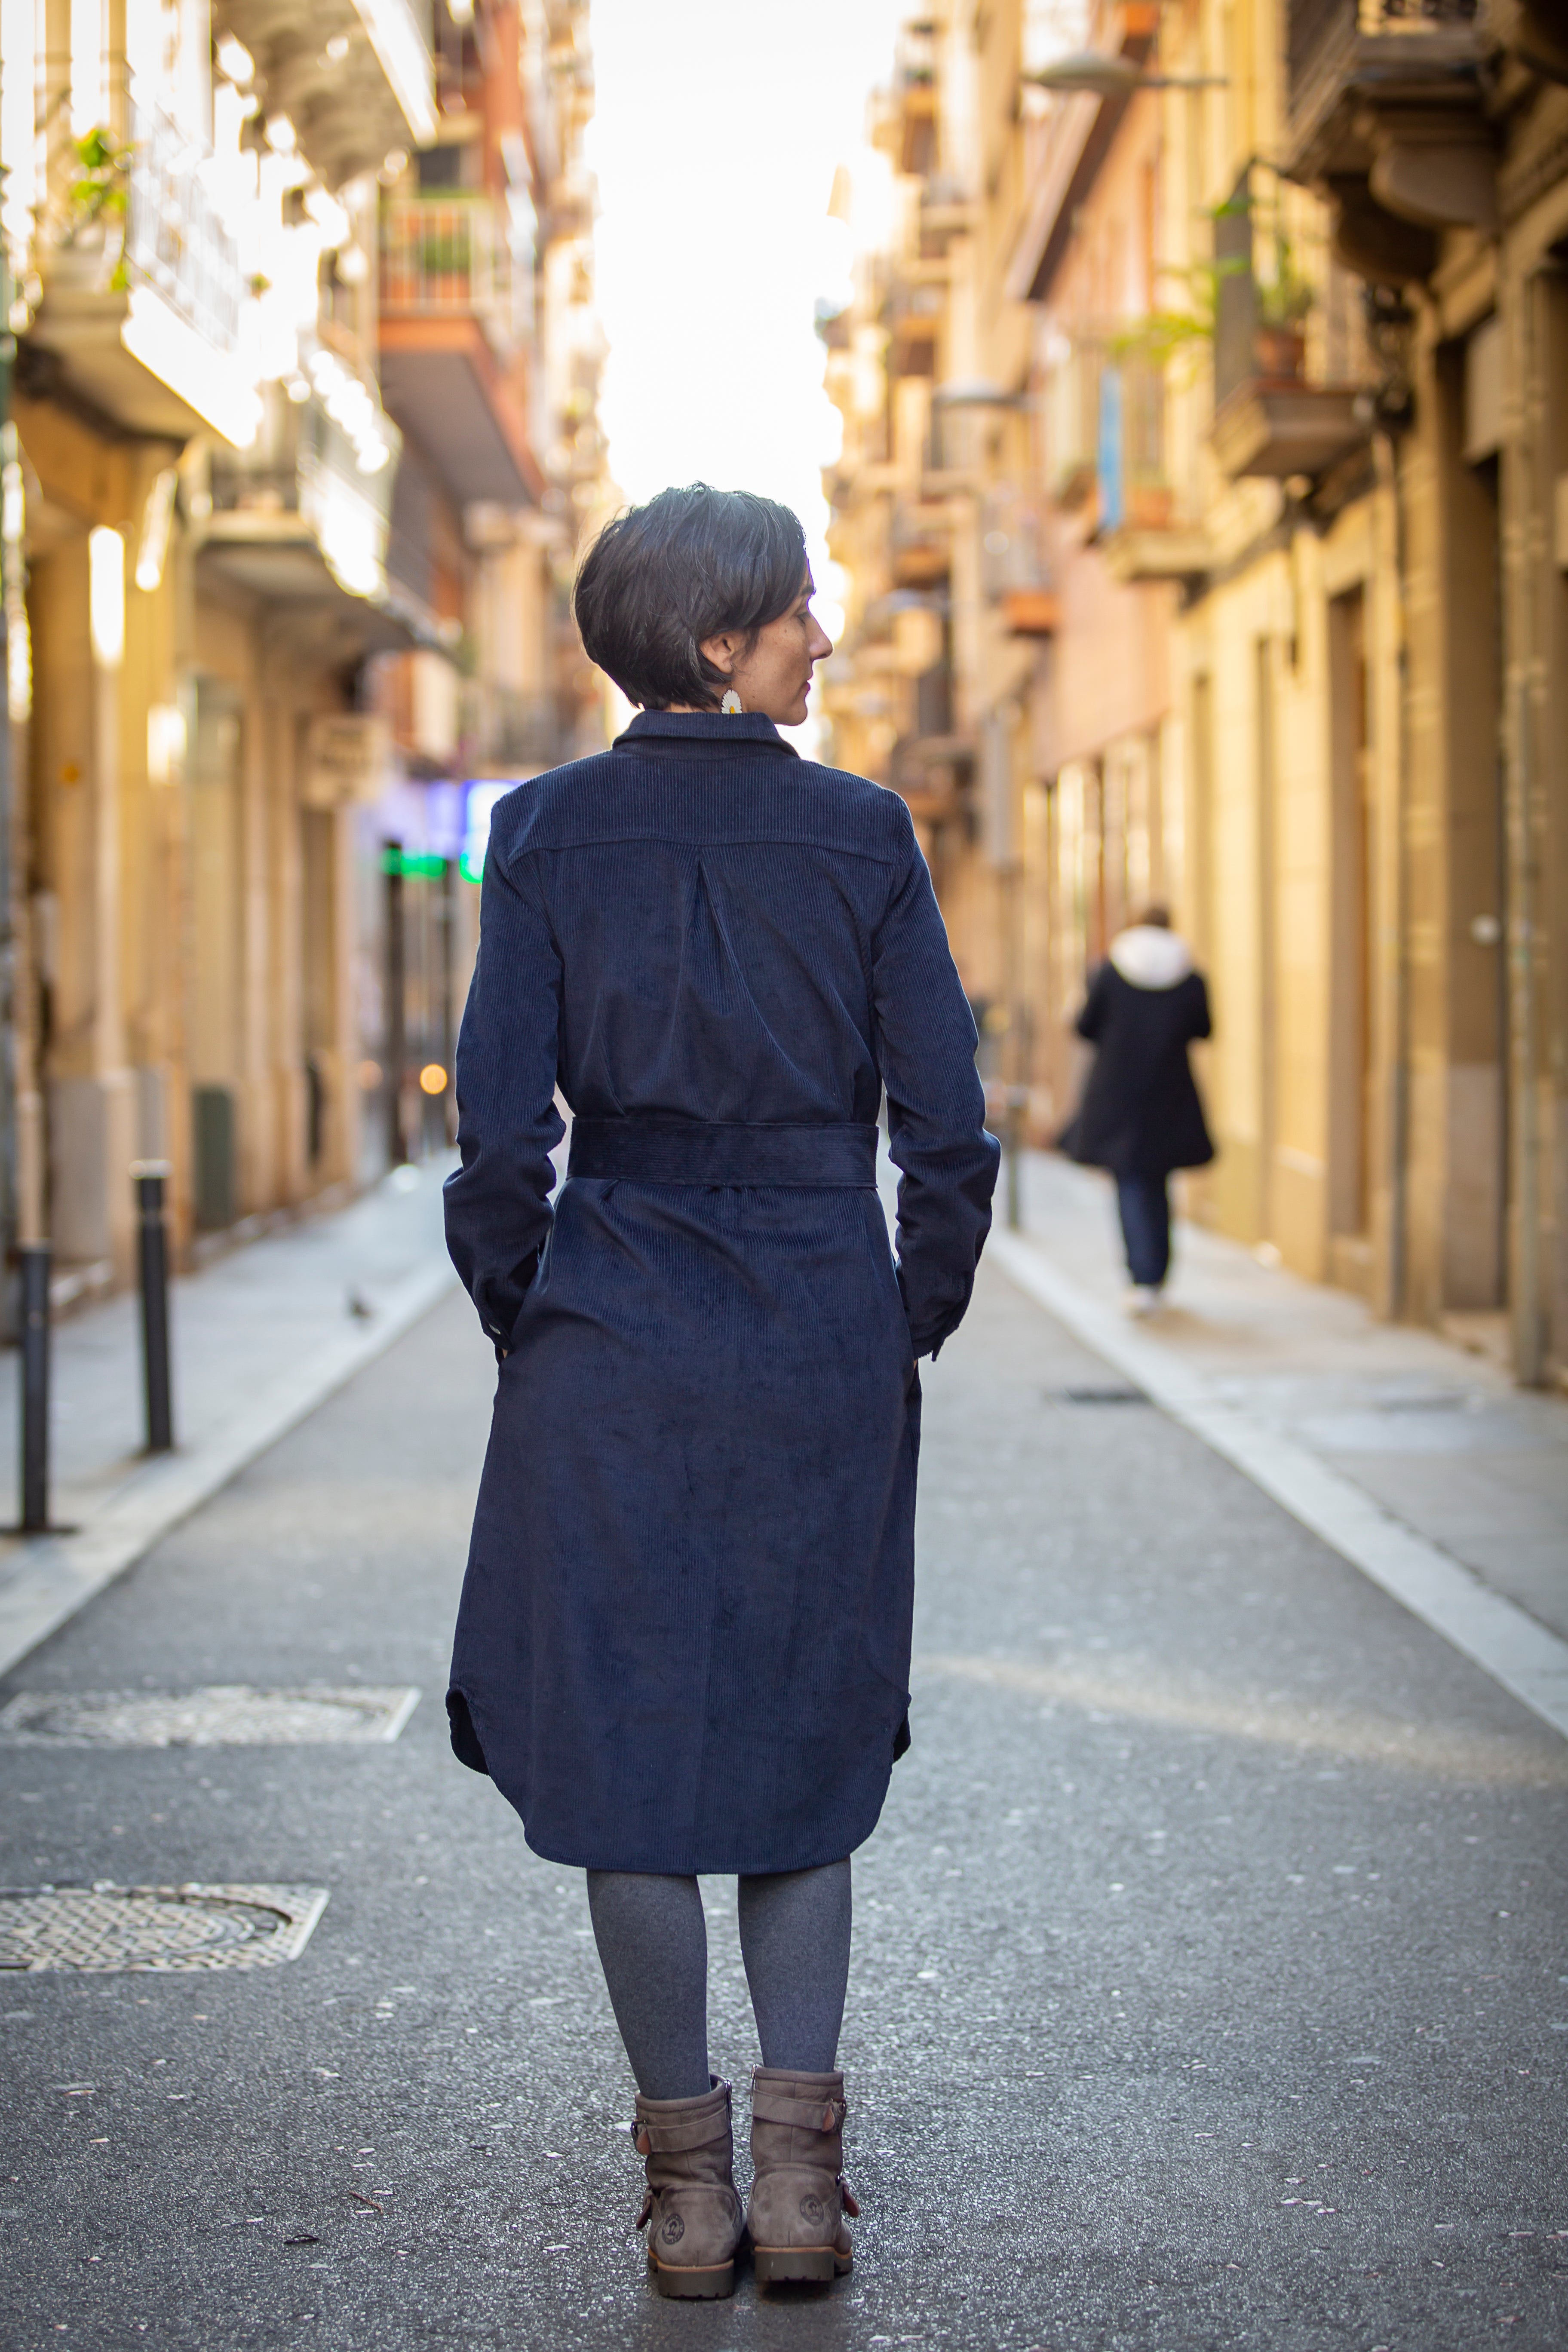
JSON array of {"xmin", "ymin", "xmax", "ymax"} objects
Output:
[
  {"xmin": 0, "ymin": 1686, "xmax": 419, "ymax": 1746},
  {"xmin": 0, "ymin": 1883, "xmax": 329, "ymax": 1972}
]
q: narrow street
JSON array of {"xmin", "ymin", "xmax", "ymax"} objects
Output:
[{"xmin": 3, "ymin": 1265, "xmax": 1564, "ymax": 2352}]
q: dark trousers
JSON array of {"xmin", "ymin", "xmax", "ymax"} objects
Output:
[{"xmin": 1116, "ymin": 1173, "xmax": 1171, "ymax": 1288}]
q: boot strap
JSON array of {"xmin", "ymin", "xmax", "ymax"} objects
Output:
[
  {"xmin": 631, "ymin": 2103, "xmax": 731, "ymax": 2156},
  {"xmin": 750, "ymin": 2082, "xmax": 847, "ymax": 2132}
]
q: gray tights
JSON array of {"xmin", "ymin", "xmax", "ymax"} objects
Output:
[{"xmin": 586, "ymin": 1860, "xmax": 852, "ymax": 2101}]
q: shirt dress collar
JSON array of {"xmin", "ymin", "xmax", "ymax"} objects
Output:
[{"xmin": 613, "ymin": 709, "xmax": 799, "ymax": 757}]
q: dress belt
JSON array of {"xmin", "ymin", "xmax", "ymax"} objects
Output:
[{"xmin": 567, "ymin": 1117, "xmax": 880, "ymax": 1188}]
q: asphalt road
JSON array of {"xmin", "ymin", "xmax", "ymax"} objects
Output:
[{"xmin": 2, "ymin": 1265, "xmax": 1565, "ymax": 2351}]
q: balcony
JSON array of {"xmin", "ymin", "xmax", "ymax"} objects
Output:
[
  {"xmin": 890, "ymin": 497, "xmax": 953, "ymax": 588},
  {"xmin": 1284, "ymin": 0, "xmax": 1492, "ymax": 272},
  {"xmin": 199, "ymin": 377, "xmax": 437, "ymax": 656},
  {"xmin": 484, "ymin": 687, "xmax": 576, "ymax": 772},
  {"xmin": 893, "ymin": 25, "xmax": 938, "ymax": 175},
  {"xmin": 22, "ymin": 66, "xmax": 258, "ymax": 445},
  {"xmin": 1212, "ymin": 379, "xmax": 1371, "ymax": 482},
  {"xmin": 378, "ymin": 195, "xmax": 543, "ymax": 508},
  {"xmin": 1207, "ymin": 166, "xmax": 1372, "ymax": 486},
  {"xmin": 1094, "ymin": 356, "xmax": 1211, "ymax": 581},
  {"xmin": 1042, "ymin": 338, "xmax": 1105, "ymax": 511},
  {"xmin": 210, "ymin": 0, "xmax": 437, "ymax": 188},
  {"xmin": 981, "ymin": 490, "xmax": 1059, "ymax": 635},
  {"xmin": 380, "ymin": 196, "xmax": 525, "ymax": 358},
  {"xmin": 888, "ymin": 277, "xmax": 943, "ymax": 379}
]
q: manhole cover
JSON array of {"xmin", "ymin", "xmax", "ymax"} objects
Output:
[
  {"xmin": 0, "ymin": 1686, "xmax": 419, "ymax": 1746},
  {"xmin": 0, "ymin": 1884, "xmax": 329, "ymax": 1972}
]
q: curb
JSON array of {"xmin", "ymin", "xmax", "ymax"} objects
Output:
[
  {"xmin": 0, "ymin": 1255, "xmax": 459, "ymax": 1682},
  {"xmin": 986, "ymin": 1228, "xmax": 1568, "ymax": 1747}
]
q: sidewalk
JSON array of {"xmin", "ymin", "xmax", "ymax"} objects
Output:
[
  {"xmin": 0, "ymin": 1159, "xmax": 460, "ymax": 1677},
  {"xmin": 985, "ymin": 1150, "xmax": 1568, "ymax": 1741}
]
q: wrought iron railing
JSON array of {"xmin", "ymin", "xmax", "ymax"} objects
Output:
[
  {"xmin": 485, "ymin": 687, "xmax": 575, "ymax": 769},
  {"xmin": 209, "ymin": 382, "xmax": 399, "ymax": 598},
  {"xmin": 379, "ymin": 195, "xmax": 524, "ymax": 358},
  {"xmin": 1288, "ymin": 0, "xmax": 1480, "ymax": 109},
  {"xmin": 980, "ymin": 488, "xmax": 1052, "ymax": 598},
  {"xmin": 1097, "ymin": 357, "xmax": 1173, "ymax": 532},
  {"xmin": 124, "ymin": 83, "xmax": 244, "ymax": 353},
  {"xmin": 20, "ymin": 57, "xmax": 245, "ymax": 356}
]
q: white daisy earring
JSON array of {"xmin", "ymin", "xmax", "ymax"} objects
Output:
[{"xmin": 721, "ymin": 689, "xmax": 742, "ymax": 714}]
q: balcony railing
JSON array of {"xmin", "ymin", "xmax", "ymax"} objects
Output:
[
  {"xmin": 890, "ymin": 498, "xmax": 952, "ymax": 587},
  {"xmin": 1097, "ymin": 358, "xmax": 1175, "ymax": 533},
  {"xmin": 979, "ymin": 487, "xmax": 1057, "ymax": 631},
  {"xmin": 208, "ymin": 379, "xmax": 400, "ymax": 602},
  {"xmin": 1289, "ymin": 0, "xmax": 1478, "ymax": 97},
  {"xmin": 123, "ymin": 84, "xmax": 244, "ymax": 355},
  {"xmin": 1043, "ymin": 336, "xmax": 1105, "ymax": 508},
  {"xmin": 1287, "ymin": 0, "xmax": 1483, "ymax": 155},
  {"xmin": 23, "ymin": 58, "xmax": 246, "ymax": 355},
  {"xmin": 379, "ymin": 196, "xmax": 527, "ymax": 359},
  {"xmin": 486, "ymin": 687, "xmax": 574, "ymax": 770}
]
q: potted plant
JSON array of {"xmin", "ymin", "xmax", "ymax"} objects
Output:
[
  {"xmin": 1255, "ymin": 231, "xmax": 1313, "ymax": 380},
  {"xmin": 64, "ymin": 126, "xmax": 132, "ymax": 291},
  {"xmin": 419, "ymin": 223, "xmax": 472, "ymax": 303}
]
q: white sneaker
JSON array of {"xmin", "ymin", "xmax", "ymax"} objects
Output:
[{"xmin": 1124, "ymin": 1285, "xmax": 1163, "ymax": 1319}]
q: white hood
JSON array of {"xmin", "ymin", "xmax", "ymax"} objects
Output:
[{"xmin": 1108, "ymin": 925, "xmax": 1194, "ymax": 990}]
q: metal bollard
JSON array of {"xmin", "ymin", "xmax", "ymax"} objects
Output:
[
  {"xmin": 17, "ymin": 1243, "xmax": 52, "ymax": 1531},
  {"xmin": 131, "ymin": 1160, "xmax": 175, "ymax": 1454},
  {"xmin": 1003, "ymin": 1086, "xmax": 1027, "ymax": 1232}
]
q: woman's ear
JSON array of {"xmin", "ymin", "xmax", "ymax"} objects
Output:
[{"xmin": 698, "ymin": 631, "xmax": 739, "ymax": 678}]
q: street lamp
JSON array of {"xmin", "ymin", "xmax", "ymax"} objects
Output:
[{"xmin": 1024, "ymin": 52, "xmax": 1226, "ymax": 97}]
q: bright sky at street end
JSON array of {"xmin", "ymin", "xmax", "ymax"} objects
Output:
[{"xmin": 586, "ymin": 0, "xmax": 911, "ymax": 709}]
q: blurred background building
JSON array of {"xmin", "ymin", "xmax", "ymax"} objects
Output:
[
  {"xmin": 0, "ymin": 0, "xmax": 607, "ymax": 1296},
  {"xmin": 821, "ymin": 0, "xmax": 1568, "ymax": 1389}
]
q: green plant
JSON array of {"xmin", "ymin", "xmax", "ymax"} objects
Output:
[
  {"xmin": 418, "ymin": 230, "xmax": 472, "ymax": 279},
  {"xmin": 70, "ymin": 127, "xmax": 129, "ymax": 224},
  {"xmin": 1108, "ymin": 258, "xmax": 1245, "ymax": 365},
  {"xmin": 1256, "ymin": 230, "xmax": 1314, "ymax": 328},
  {"xmin": 69, "ymin": 127, "xmax": 131, "ymax": 287}
]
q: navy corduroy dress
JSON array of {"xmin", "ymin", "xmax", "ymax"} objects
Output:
[{"xmin": 443, "ymin": 709, "xmax": 997, "ymax": 1875}]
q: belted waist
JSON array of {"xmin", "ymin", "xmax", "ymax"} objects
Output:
[{"xmin": 567, "ymin": 1118, "xmax": 879, "ymax": 1188}]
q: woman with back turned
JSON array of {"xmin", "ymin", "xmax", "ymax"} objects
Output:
[
  {"xmin": 443, "ymin": 485, "xmax": 998, "ymax": 2298},
  {"xmin": 1062, "ymin": 905, "xmax": 1214, "ymax": 1315}
]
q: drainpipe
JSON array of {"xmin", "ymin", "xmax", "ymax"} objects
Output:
[
  {"xmin": 1507, "ymin": 269, "xmax": 1545, "ymax": 1388},
  {"xmin": 1510, "ymin": 675, "xmax": 1541, "ymax": 1383},
  {"xmin": 1375, "ymin": 423, "xmax": 1411, "ymax": 1326}
]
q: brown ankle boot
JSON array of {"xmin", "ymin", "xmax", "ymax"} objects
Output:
[
  {"xmin": 746, "ymin": 2066, "xmax": 858, "ymax": 2285},
  {"xmin": 632, "ymin": 2076, "xmax": 742, "ymax": 2299}
]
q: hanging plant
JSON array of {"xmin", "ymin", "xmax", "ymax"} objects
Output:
[
  {"xmin": 1256, "ymin": 229, "xmax": 1315, "ymax": 328},
  {"xmin": 1108, "ymin": 258, "xmax": 1246, "ymax": 365},
  {"xmin": 68, "ymin": 127, "xmax": 132, "ymax": 289},
  {"xmin": 70, "ymin": 127, "xmax": 131, "ymax": 224}
]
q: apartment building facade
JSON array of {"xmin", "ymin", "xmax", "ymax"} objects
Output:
[
  {"xmin": 0, "ymin": 0, "xmax": 603, "ymax": 1297},
  {"xmin": 822, "ymin": 0, "xmax": 1568, "ymax": 1386}
]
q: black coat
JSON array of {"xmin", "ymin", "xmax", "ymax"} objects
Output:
[
  {"xmin": 1063, "ymin": 960, "xmax": 1214, "ymax": 1178},
  {"xmin": 442, "ymin": 709, "xmax": 998, "ymax": 1876}
]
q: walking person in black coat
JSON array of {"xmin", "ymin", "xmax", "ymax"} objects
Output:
[
  {"xmin": 443, "ymin": 485, "xmax": 998, "ymax": 2298},
  {"xmin": 1062, "ymin": 906, "xmax": 1213, "ymax": 1315}
]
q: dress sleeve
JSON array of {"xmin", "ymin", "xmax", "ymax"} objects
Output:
[
  {"xmin": 1188, "ymin": 972, "xmax": 1213, "ymax": 1040},
  {"xmin": 871, "ymin": 814, "xmax": 1000, "ymax": 1358},
  {"xmin": 443, "ymin": 835, "xmax": 565, "ymax": 1351}
]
